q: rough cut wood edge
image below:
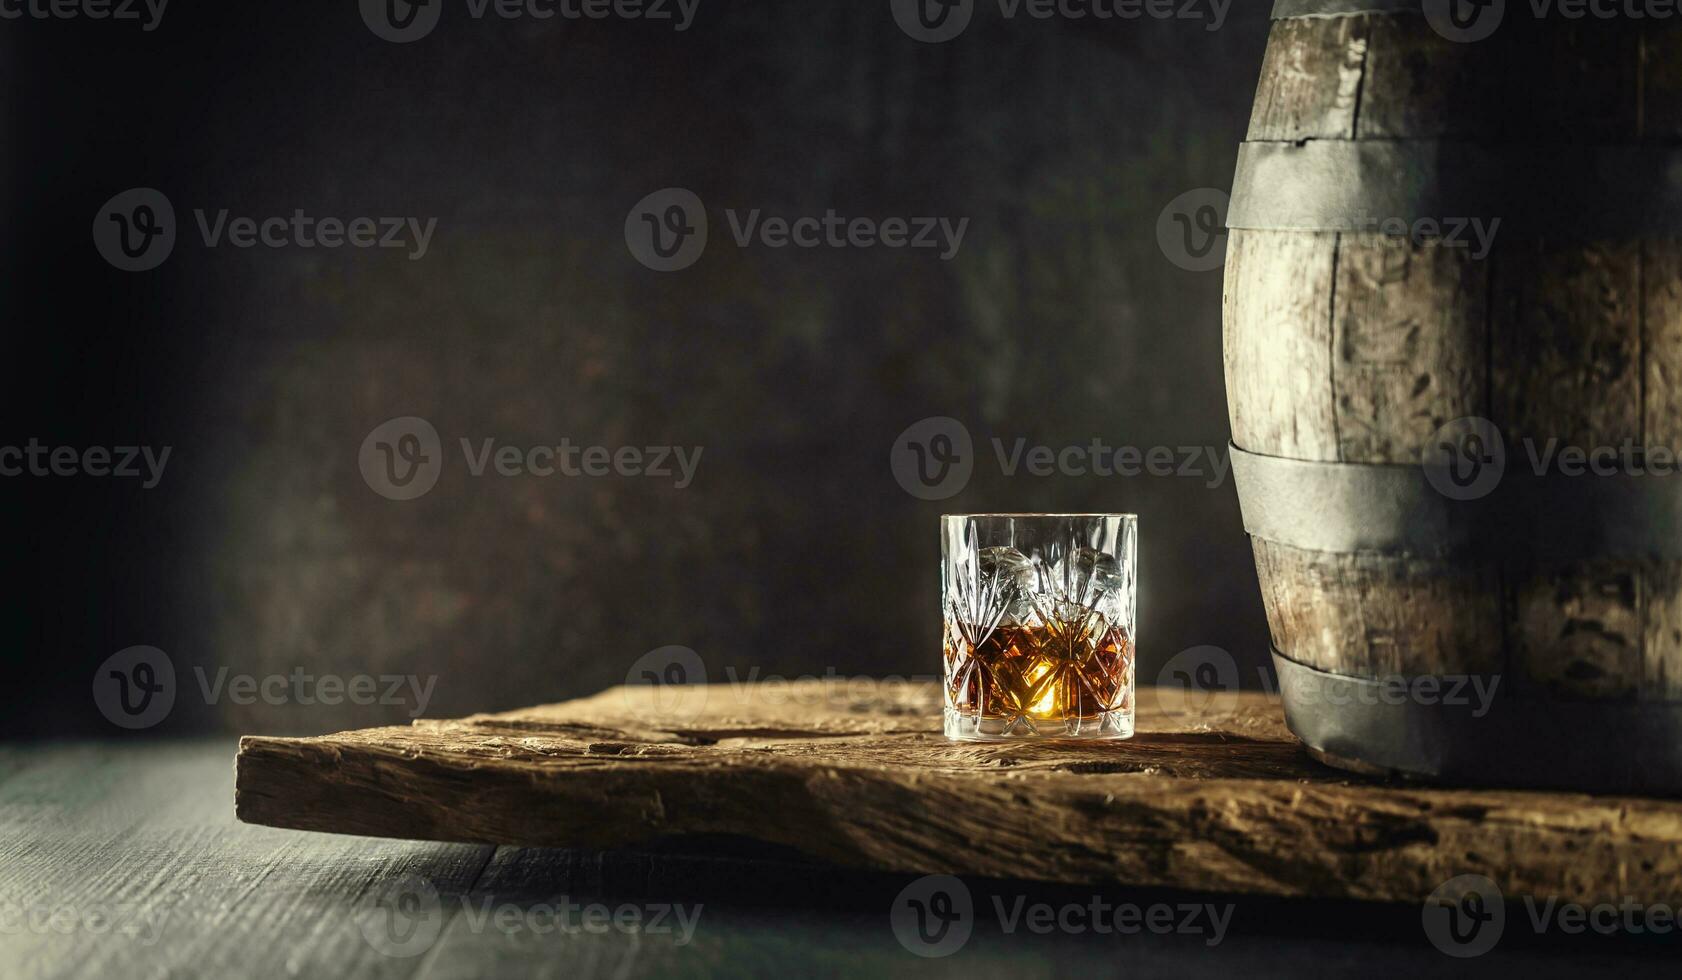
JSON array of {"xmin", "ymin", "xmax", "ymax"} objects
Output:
[{"xmin": 237, "ymin": 682, "xmax": 1682, "ymax": 906}]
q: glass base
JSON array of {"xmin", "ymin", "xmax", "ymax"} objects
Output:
[{"xmin": 943, "ymin": 707, "xmax": 1134, "ymax": 741}]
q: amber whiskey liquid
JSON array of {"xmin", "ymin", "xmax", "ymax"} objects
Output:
[{"xmin": 945, "ymin": 617, "xmax": 1134, "ymax": 726}]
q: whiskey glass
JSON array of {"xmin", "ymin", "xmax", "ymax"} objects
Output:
[{"xmin": 942, "ymin": 514, "xmax": 1137, "ymax": 740}]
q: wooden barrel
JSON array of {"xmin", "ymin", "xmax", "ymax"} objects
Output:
[{"xmin": 1225, "ymin": 1, "xmax": 1682, "ymax": 792}]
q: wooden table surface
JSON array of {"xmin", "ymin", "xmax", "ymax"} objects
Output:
[
  {"xmin": 3, "ymin": 737, "xmax": 1680, "ymax": 978},
  {"xmin": 240, "ymin": 682, "xmax": 1682, "ymax": 906}
]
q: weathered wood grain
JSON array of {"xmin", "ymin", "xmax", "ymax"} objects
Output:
[
  {"xmin": 1247, "ymin": 15, "xmax": 1365, "ymax": 141},
  {"xmin": 237, "ymin": 681, "xmax": 1682, "ymax": 907},
  {"xmin": 1491, "ymin": 241, "xmax": 1645, "ymax": 700},
  {"xmin": 0, "ymin": 741, "xmax": 496, "ymax": 980},
  {"xmin": 1231, "ymin": 12, "xmax": 1682, "ymax": 721},
  {"xmin": 21, "ymin": 741, "xmax": 1682, "ymax": 979},
  {"xmin": 1510, "ymin": 562, "xmax": 1643, "ymax": 701},
  {"xmin": 1223, "ymin": 229, "xmax": 1340, "ymax": 461},
  {"xmin": 1331, "ymin": 237, "xmax": 1488, "ymax": 464},
  {"xmin": 1642, "ymin": 560, "xmax": 1682, "ymax": 701},
  {"xmin": 1641, "ymin": 243, "xmax": 1682, "ymax": 699},
  {"xmin": 1355, "ymin": 11, "xmax": 1483, "ymax": 141},
  {"xmin": 1265, "ymin": 13, "xmax": 1644, "ymax": 142},
  {"xmin": 1251, "ymin": 539, "xmax": 1502, "ymax": 677},
  {"xmin": 1491, "ymin": 241, "xmax": 1642, "ymax": 453},
  {"xmin": 1647, "ymin": 240, "xmax": 1682, "ymax": 450}
]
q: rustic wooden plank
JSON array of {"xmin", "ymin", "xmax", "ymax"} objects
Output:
[
  {"xmin": 237, "ymin": 681, "xmax": 1682, "ymax": 907},
  {"xmin": 1331, "ymin": 236, "xmax": 1488, "ymax": 464},
  {"xmin": 8, "ymin": 743, "xmax": 1681, "ymax": 978},
  {"xmin": 1246, "ymin": 16, "xmax": 1366, "ymax": 142},
  {"xmin": 1223, "ymin": 229, "xmax": 1341, "ymax": 460},
  {"xmin": 0, "ymin": 741, "xmax": 494, "ymax": 980},
  {"xmin": 1251, "ymin": 539, "xmax": 1503, "ymax": 677}
]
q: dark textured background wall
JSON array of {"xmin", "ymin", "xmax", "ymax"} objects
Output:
[{"xmin": 4, "ymin": 0, "xmax": 1272, "ymax": 736}]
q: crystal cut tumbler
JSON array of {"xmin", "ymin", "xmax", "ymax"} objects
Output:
[{"xmin": 942, "ymin": 514, "xmax": 1137, "ymax": 740}]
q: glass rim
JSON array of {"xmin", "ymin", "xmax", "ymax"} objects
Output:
[{"xmin": 941, "ymin": 512, "xmax": 1137, "ymax": 520}]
